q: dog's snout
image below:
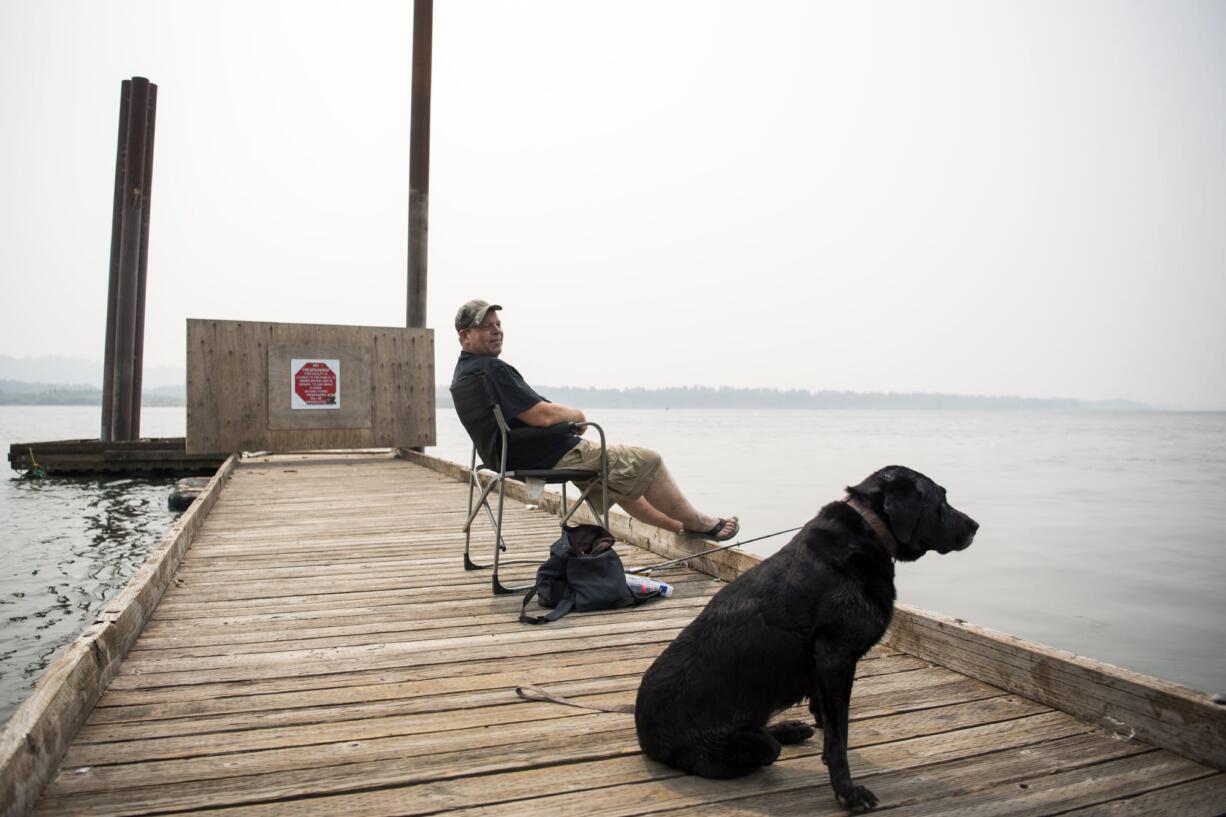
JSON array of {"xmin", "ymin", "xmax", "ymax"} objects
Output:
[
  {"xmin": 946, "ymin": 507, "xmax": 978, "ymax": 551},
  {"xmin": 959, "ymin": 514, "xmax": 979, "ymax": 550}
]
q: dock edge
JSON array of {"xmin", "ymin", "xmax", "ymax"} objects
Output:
[
  {"xmin": 0, "ymin": 454, "xmax": 239, "ymax": 817},
  {"xmin": 886, "ymin": 603, "xmax": 1225, "ymax": 772}
]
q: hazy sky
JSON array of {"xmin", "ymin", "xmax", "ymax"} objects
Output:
[{"xmin": 2, "ymin": 1, "xmax": 1223, "ymax": 409}]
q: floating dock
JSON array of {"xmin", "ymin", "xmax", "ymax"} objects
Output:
[
  {"xmin": 2, "ymin": 452, "xmax": 1223, "ymax": 816},
  {"xmin": 7, "ymin": 438, "xmax": 225, "ymax": 476}
]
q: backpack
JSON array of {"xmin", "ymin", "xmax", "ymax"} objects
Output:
[{"xmin": 520, "ymin": 524, "xmax": 659, "ymax": 624}]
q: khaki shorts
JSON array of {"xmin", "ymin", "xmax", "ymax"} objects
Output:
[{"xmin": 553, "ymin": 439, "xmax": 662, "ymax": 504}]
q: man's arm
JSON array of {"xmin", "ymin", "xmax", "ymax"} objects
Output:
[{"xmin": 517, "ymin": 401, "xmax": 585, "ymax": 428}]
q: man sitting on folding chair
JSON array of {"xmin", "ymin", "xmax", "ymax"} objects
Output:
[{"xmin": 452, "ymin": 299, "xmax": 739, "ymax": 542}]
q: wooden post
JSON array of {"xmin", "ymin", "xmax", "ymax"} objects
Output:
[{"xmin": 407, "ymin": 0, "xmax": 432, "ymax": 329}]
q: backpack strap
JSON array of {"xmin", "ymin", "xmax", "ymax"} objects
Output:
[{"xmin": 520, "ymin": 586, "xmax": 575, "ymax": 625}]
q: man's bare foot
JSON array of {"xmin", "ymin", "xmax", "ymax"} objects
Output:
[{"xmin": 683, "ymin": 516, "xmax": 739, "ymax": 542}]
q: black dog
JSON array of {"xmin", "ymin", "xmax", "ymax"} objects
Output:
[{"xmin": 635, "ymin": 465, "xmax": 978, "ymax": 812}]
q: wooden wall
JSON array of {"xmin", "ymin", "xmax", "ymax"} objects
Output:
[{"xmin": 186, "ymin": 320, "xmax": 434, "ymax": 454}]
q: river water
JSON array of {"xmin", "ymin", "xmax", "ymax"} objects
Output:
[
  {"xmin": 2, "ymin": 405, "xmax": 1223, "ymax": 727},
  {"xmin": 1, "ymin": 406, "xmax": 185, "ymax": 726},
  {"xmin": 432, "ymin": 406, "xmax": 1226, "ymax": 698}
]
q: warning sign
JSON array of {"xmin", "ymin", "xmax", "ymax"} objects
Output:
[{"xmin": 291, "ymin": 359, "xmax": 340, "ymax": 410}]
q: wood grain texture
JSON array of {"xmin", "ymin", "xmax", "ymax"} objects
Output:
[
  {"xmin": 186, "ymin": 320, "xmax": 434, "ymax": 454},
  {"xmin": 884, "ymin": 604, "xmax": 1226, "ymax": 771}
]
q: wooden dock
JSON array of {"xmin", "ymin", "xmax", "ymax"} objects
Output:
[
  {"xmin": 8, "ymin": 438, "xmax": 225, "ymax": 476},
  {"xmin": 3, "ymin": 452, "xmax": 1224, "ymax": 816}
]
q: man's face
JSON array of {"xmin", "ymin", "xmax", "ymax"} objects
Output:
[{"xmin": 459, "ymin": 311, "xmax": 503, "ymax": 357}]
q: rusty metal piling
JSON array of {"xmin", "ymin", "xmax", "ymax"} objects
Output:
[
  {"xmin": 101, "ymin": 76, "xmax": 157, "ymax": 441},
  {"xmin": 407, "ymin": 0, "xmax": 432, "ymax": 330}
]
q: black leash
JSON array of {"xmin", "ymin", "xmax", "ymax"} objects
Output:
[{"xmin": 625, "ymin": 525, "xmax": 803, "ymax": 575}]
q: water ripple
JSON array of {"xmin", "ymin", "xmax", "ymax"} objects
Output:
[{"xmin": 2, "ymin": 406, "xmax": 185, "ymax": 728}]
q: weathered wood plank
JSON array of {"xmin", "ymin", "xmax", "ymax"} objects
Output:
[
  {"xmin": 115, "ymin": 612, "xmax": 702, "ymax": 675},
  {"xmin": 51, "ymin": 711, "xmax": 632, "ymax": 796},
  {"xmin": 86, "ymin": 656, "xmax": 659, "ymax": 727},
  {"xmin": 884, "ymin": 604, "xmax": 1226, "ymax": 771},
  {"xmin": 96, "ymin": 642, "xmax": 672, "ymax": 705},
  {"xmin": 151, "ymin": 732, "xmax": 1147, "ymax": 817},
  {"xmin": 76, "ymin": 675, "xmax": 642, "ymax": 745},
  {"xmin": 36, "ymin": 700, "xmax": 1069, "ymax": 816},
  {"xmin": 604, "ymin": 745, "xmax": 1187, "ymax": 817},
  {"xmin": 125, "ymin": 598, "xmax": 718, "ymax": 655},
  {"xmin": 128, "ymin": 586, "xmax": 711, "ymax": 642},
  {"xmin": 1058, "ymin": 773, "xmax": 1226, "ymax": 816},
  {"xmin": 87, "ymin": 653, "xmax": 929, "ymax": 727},
  {"xmin": 75, "ymin": 665, "xmax": 967, "ymax": 745},
  {"xmin": 135, "ymin": 584, "xmax": 710, "ymax": 637}
]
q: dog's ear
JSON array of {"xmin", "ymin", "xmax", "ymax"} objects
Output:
[{"xmin": 883, "ymin": 480, "xmax": 923, "ymax": 544}]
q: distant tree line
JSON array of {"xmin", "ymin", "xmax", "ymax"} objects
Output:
[
  {"xmin": 0, "ymin": 381, "xmax": 185, "ymax": 406},
  {"xmin": 0, "ymin": 379, "xmax": 1145, "ymax": 410},
  {"xmin": 436, "ymin": 384, "xmax": 1145, "ymax": 411}
]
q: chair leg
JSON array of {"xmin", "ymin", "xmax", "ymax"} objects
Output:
[
  {"xmin": 559, "ymin": 481, "xmax": 605, "ymax": 528},
  {"xmin": 490, "ymin": 477, "xmax": 539, "ymax": 594},
  {"xmin": 460, "ymin": 453, "xmax": 557, "ymax": 594},
  {"xmin": 558, "ymin": 482, "xmax": 609, "ymax": 529},
  {"xmin": 584, "ymin": 495, "xmax": 607, "ymax": 529},
  {"xmin": 492, "ymin": 573, "xmax": 521, "ymax": 595},
  {"xmin": 463, "ymin": 469, "xmax": 502, "ymax": 570},
  {"xmin": 463, "ymin": 464, "xmax": 481, "ymax": 570},
  {"xmin": 463, "ymin": 448, "xmax": 488, "ymax": 570}
]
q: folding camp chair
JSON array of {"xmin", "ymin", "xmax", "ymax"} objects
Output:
[{"xmin": 450, "ymin": 371, "xmax": 610, "ymax": 594}]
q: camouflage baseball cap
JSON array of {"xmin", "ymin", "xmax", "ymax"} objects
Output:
[{"xmin": 454, "ymin": 299, "xmax": 502, "ymax": 332}]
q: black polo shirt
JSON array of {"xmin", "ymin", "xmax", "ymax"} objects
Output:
[{"xmin": 452, "ymin": 352, "xmax": 581, "ymax": 469}]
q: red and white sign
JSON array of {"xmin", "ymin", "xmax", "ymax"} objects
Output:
[{"xmin": 291, "ymin": 359, "xmax": 340, "ymax": 410}]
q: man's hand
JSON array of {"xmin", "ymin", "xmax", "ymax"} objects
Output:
[{"xmin": 572, "ymin": 423, "xmax": 587, "ymax": 436}]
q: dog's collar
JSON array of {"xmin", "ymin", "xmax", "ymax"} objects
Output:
[{"xmin": 844, "ymin": 495, "xmax": 899, "ymax": 559}]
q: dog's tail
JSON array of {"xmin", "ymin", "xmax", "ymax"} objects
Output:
[{"xmin": 515, "ymin": 684, "xmax": 635, "ymax": 714}]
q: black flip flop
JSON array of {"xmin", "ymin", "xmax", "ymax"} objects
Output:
[{"xmin": 684, "ymin": 517, "xmax": 739, "ymax": 542}]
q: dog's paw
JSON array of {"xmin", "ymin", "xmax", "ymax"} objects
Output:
[
  {"xmin": 768, "ymin": 719, "xmax": 815, "ymax": 744},
  {"xmin": 836, "ymin": 784, "xmax": 878, "ymax": 813}
]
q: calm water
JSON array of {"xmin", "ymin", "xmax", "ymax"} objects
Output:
[
  {"xmin": 2, "ymin": 406, "xmax": 1223, "ymax": 728},
  {"xmin": 0, "ymin": 406, "xmax": 185, "ymax": 726},
  {"xmin": 432, "ymin": 407, "xmax": 1226, "ymax": 696}
]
